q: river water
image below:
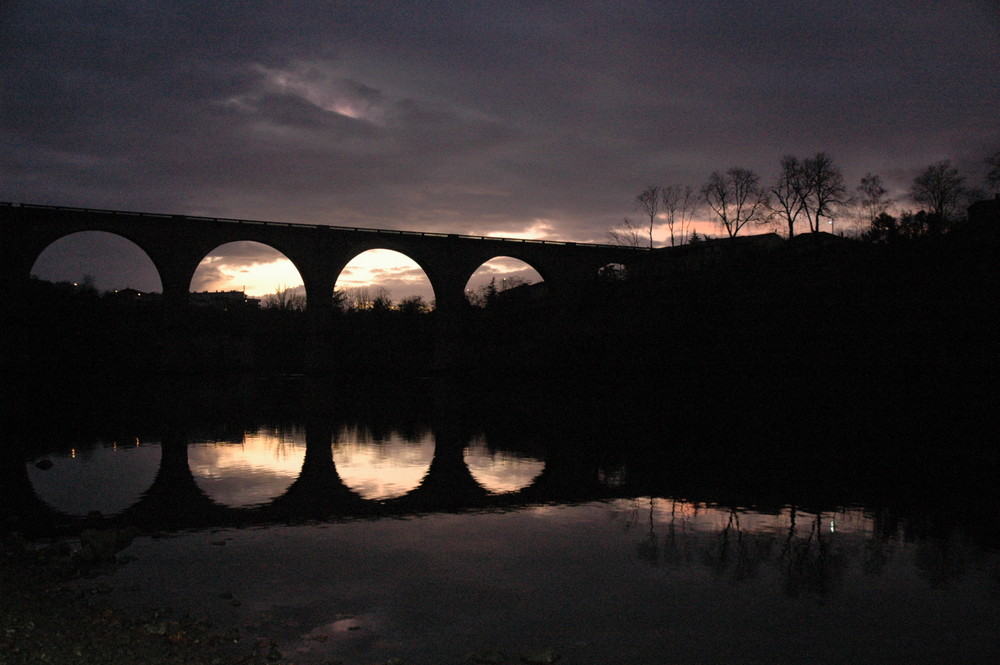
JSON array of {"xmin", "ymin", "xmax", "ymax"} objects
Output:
[{"xmin": 3, "ymin": 372, "xmax": 999, "ymax": 664}]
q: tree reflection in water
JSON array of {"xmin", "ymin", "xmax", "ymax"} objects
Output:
[
  {"xmin": 607, "ymin": 500, "xmax": 950, "ymax": 598},
  {"xmin": 777, "ymin": 507, "xmax": 847, "ymax": 597}
]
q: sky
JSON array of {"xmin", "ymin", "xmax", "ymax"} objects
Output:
[{"xmin": 4, "ymin": 1, "xmax": 999, "ymax": 300}]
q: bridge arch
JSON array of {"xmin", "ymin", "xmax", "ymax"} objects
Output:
[
  {"xmin": 334, "ymin": 248, "xmax": 436, "ymax": 309},
  {"xmin": 464, "ymin": 256, "xmax": 545, "ymax": 306},
  {"xmin": 189, "ymin": 240, "xmax": 307, "ymax": 305},
  {"xmin": 29, "ymin": 230, "xmax": 164, "ymax": 293}
]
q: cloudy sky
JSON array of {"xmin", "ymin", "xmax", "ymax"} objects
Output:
[{"xmin": 4, "ymin": 1, "xmax": 998, "ymax": 298}]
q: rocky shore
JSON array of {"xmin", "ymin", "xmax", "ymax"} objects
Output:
[{"xmin": 1, "ymin": 531, "xmax": 281, "ymax": 665}]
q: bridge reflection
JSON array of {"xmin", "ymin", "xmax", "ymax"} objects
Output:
[
  {"xmin": 5, "ymin": 423, "xmax": 628, "ymax": 536},
  {"xmin": 5, "ymin": 422, "xmax": 996, "ymax": 601}
]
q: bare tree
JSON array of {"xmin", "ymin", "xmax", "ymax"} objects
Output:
[
  {"xmin": 608, "ymin": 217, "xmax": 645, "ymax": 247},
  {"xmin": 262, "ymin": 284, "xmax": 306, "ymax": 311},
  {"xmin": 341, "ymin": 285, "xmax": 392, "ymax": 311},
  {"xmin": 801, "ymin": 152, "xmax": 849, "ymax": 234},
  {"xmin": 768, "ymin": 155, "xmax": 809, "ymax": 238},
  {"xmin": 662, "ymin": 184, "xmax": 699, "ymax": 246},
  {"xmin": 701, "ymin": 167, "xmax": 769, "ymax": 238},
  {"xmin": 635, "ymin": 185, "xmax": 659, "ymax": 248},
  {"xmin": 910, "ymin": 160, "xmax": 967, "ymax": 221},
  {"xmin": 857, "ymin": 173, "xmax": 892, "ymax": 227}
]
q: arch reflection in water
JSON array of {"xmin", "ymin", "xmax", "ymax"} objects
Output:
[
  {"xmin": 463, "ymin": 436, "xmax": 545, "ymax": 494},
  {"xmin": 188, "ymin": 427, "xmax": 307, "ymax": 507},
  {"xmin": 331, "ymin": 426, "xmax": 435, "ymax": 500},
  {"xmin": 27, "ymin": 440, "xmax": 161, "ymax": 516}
]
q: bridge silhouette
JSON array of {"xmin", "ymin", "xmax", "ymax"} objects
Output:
[
  {"xmin": 1, "ymin": 426, "xmax": 636, "ymax": 537},
  {"xmin": 2, "ymin": 202, "xmax": 645, "ymax": 368},
  {"xmin": 1, "ymin": 202, "xmax": 642, "ymax": 313}
]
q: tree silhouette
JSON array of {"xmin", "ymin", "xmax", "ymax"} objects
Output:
[
  {"xmin": 397, "ymin": 294, "xmax": 430, "ymax": 315},
  {"xmin": 262, "ymin": 285, "xmax": 306, "ymax": 311},
  {"xmin": 661, "ymin": 184, "xmax": 698, "ymax": 246},
  {"xmin": 466, "ymin": 276, "xmax": 531, "ymax": 308},
  {"xmin": 801, "ymin": 152, "xmax": 849, "ymax": 233},
  {"xmin": 635, "ymin": 185, "xmax": 660, "ymax": 248},
  {"xmin": 607, "ymin": 217, "xmax": 645, "ymax": 247},
  {"xmin": 911, "ymin": 160, "xmax": 967, "ymax": 221},
  {"xmin": 341, "ymin": 285, "xmax": 392, "ymax": 311},
  {"xmin": 702, "ymin": 167, "xmax": 769, "ymax": 237},
  {"xmin": 857, "ymin": 173, "xmax": 892, "ymax": 227},
  {"xmin": 769, "ymin": 155, "xmax": 809, "ymax": 237}
]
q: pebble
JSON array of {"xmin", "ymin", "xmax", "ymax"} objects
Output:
[{"xmin": 144, "ymin": 622, "xmax": 168, "ymax": 635}]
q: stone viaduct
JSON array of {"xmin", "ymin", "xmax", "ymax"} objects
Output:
[{"xmin": 1, "ymin": 202, "xmax": 644, "ymax": 320}]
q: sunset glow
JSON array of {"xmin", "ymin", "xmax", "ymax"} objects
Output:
[
  {"xmin": 190, "ymin": 241, "xmax": 304, "ymax": 297},
  {"xmin": 335, "ymin": 249, "xmax": 434, "ymax": 303},
  {"xmin": 464, "ymin": 257, "xmax": 544, "ymax": 294}
]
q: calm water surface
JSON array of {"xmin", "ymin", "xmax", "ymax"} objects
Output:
[{"xmin": 6, "ymin": 376, "xmax": 1000, "ymax": 664}]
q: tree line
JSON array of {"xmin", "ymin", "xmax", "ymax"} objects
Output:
[
  {"xmin": 262, "ymin": 277, "xmax": 534, "ymax": 314},
  {"xmin": 613, "ymin": 149, "xmax": 1000, "ymax": 246},
  {"xmin": 259, "ymin": 284, "xmax": 432, "ymax": 315}
]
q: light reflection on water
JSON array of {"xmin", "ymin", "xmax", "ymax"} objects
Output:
[
  {"xmin": 26, "ymin": 441, "xmax": 161, "ymax": 516},
  {"xmin": 464, "ymin": 436, "xmax": 545, "ymax": 493},
  {"xmin": 188, "ymin": 427, "xmax": 308, "ymax": 507},
  {"xmin": 14, "ymin": 421, "xmax": 1000, "ymax": 664},
  {"xmin": 331, "ymin": 426, "xmax": 435, "ymax": 499},
  {"xmin": 101, "ymin": 498, "xmax": 999, "ymax": 665},
  {"xmin": 23, "ymin": 426, "xmax": 550, "ymax": 512}
]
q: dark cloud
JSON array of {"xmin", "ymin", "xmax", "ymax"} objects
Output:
[
  {"xmin": 5, "ymin": 0, "xmax": 999, "ymax": 289},
  {"xmin": 189, "ymin": 265, "xmax": 228, "ymax": 293}
]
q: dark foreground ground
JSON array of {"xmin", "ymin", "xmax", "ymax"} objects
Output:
[{"xmin": 1, "ymin": 533, "xmax": 295, "ymax": 665}]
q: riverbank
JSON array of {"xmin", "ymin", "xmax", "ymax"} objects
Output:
[{"xmin": 0, "ymin": 536, "xmax": 280, "ymax": 665}]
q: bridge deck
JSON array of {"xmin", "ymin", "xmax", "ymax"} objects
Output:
[{"xmin": 2, "ymin": 201, "xmax": 643, "ymax": 251}]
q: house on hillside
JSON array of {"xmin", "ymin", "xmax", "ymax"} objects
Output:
[{"xmin": 189, "ymin": 290, "xmax": 261, "ymax": 311}]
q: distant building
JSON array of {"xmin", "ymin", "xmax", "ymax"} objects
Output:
[{"xmin": 189, "ymin": 290, "xmax": 261, "ymax": 311}]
